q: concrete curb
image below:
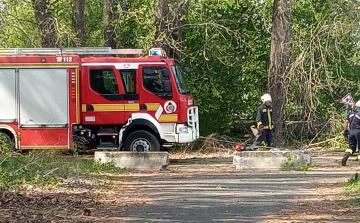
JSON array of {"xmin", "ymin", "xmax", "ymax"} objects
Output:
[
  {"xmin": 94, "ymin": 151, "xmax": 170, "ymax": 170},
  {"xmin": 233, "ymin": 150, "xmax": 311, "ymax": 170}
]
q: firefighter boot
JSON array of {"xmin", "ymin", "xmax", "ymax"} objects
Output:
[{"xmin": 342, "ymin": 152, "xmax": 351, "ymax": 166}]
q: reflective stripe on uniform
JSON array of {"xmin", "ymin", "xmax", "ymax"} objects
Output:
[
  {"xmin": 267, "ymin": 109, "xmax": 272, "ymax": 129},
  {"xmin": 345, "ymin": 149, "xmax": 353, "ymax": 154},
  {"xmin": 257, "ymin": 121, "xmax": 262, "ymax": 128}
]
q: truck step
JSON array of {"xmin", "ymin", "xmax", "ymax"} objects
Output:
[
  {"xmin": 97, "ymin": 132, "xmax": 118, "ymax": 136},
  {"xmin": 97, "ymin": 142, "xmax": 118, "ymax": 150},
  {"xmin": 97, "ymin": 147, "xmax": 118, "ymax": 150}
]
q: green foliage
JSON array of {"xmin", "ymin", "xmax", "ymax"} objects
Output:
[
  {"xmin": 342, "ymin": 173, "xmax": 360, "ymax": 206},
  {"xmin": 0, "ymin": 0, "xmax": 359, "ymax": 143},
  {"xmin": 0, "ymin": 151, "xmax": 127, "ymax": 189},
  {"xmin": 75, "ymin": 158, "xmax": 123, "ymax": 174},
  {"xmin": 183, "ymin": 0, "xmax": 273, "ymax": 135},
  {"xmin": 345, "ymin": 173, "xmax": 360, "ymax": 192},
  {"xmin": 282, "ymin": 161, "xmax": 295, "ymax": 171},
  {"xmin": 286, "ymin": 0, "xmax": 360, "ymax": 140},
  {"xmin": 282, "ymin": 154, "xmax": 310, "ymax": 171},
  {"xmin": 298, "ymin": 163, "xmax": 310, "ymax": 171}
]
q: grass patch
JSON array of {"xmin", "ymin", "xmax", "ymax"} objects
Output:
[
  {"xmin": 283, "ymin": 162, "xmax": 310, "ymax": 171},
  {"xmin": 345, "ymin": 173, "xmax": 360, "ymax": 193},
  {"xmin": 282, "ymin": 154, "xmax": 310, "ymax": 171},
  {"xmin": 298, "ymin": 163, "xmax": 310, "ymax": 171},
  {"xmin": 336, "ymin": 198, "xmax": 360, "ymax": 206},
  {"xmin": 340, "ymin": 173, "xmax": 360, "ymax": 206},
  {"xmin": 0, "ymin": 150, "xmax": 127, "ymax": 190}
]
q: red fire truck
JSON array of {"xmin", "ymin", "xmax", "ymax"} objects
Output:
[{"xmin": 0, "ymin": 47, "xmax": 199, "ymax": 152}]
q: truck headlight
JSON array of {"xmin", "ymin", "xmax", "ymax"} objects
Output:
[{"xmin": 178, "ymin": 126, "xmax": 189, "ymax": 133}]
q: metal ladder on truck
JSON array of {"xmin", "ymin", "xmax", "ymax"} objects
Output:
[{"xmin": 0, "ymin": 47, "xmax": 143, "ymax": 55}]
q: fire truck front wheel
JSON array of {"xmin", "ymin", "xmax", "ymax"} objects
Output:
[{"xmin": 124, "ymin": 130, "xmax": 161, "ymax": 152}]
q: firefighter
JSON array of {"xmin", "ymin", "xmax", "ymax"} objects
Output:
[
  {"xmin": 342, "ymin": 101, "xmax": 360, "ymax": 166},
  {"xmin": 254, "ymin": 93, "xmax": 275, "ymax": 147}
]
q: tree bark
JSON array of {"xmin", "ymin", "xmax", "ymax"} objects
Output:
[
  {"xmin": 171, "ymin": 0, "xmax": 189, "ymax": 59},
  {"xmin": 154, "ymin": 0, "xmax": 170, "ymax": 53},
  {"xmin": 32, "ymin": 0, "xmax": 59, "ymax": 47},
  {"xmin": 103, "ymin": 0, "xmax": 117, "ymax": 48},
  {"xmin": 72, "ymin": 0, "xmax": 85, "ymax": 47},
  {"xmin": 154, "ymin": 0, "xmax": 189, "ymax": 59},
  {"xmin": 268, "ymin": 0, "xmax": 293, "ymax": 145},
  {"xmin": 119, "ymin": 0, "xmax": 128, "ymax": 14}
]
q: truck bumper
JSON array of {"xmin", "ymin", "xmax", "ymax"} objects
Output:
[
  {"xmin": 162, "ymin": 106, "xmax": 199, "ymax": 144},
  {"xmin": 177, "ymin": 106, "xmax": 199, "ymax": 143},
  {"xmin": 177, "ymin": 124, "xmax": 198, "ymax": 143}
]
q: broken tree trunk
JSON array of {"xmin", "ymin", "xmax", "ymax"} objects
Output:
[{"xmin": 268, "ymin": 0, "xmax": 293, "ymax": 145}]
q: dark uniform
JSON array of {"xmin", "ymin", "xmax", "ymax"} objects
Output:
[
  {"xmin": 342, "ymin": 108, "xmax": 360, "ymax": 166},
  {"xmin": 254, "ymin": 104, "xmax": 275, "ymax": 147}
]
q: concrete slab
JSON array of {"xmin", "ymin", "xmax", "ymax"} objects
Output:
[
  {"xmin": 233, "ymin": 150, "xmax": 311, "ymax": 170},
  {"xmin": 94, "ymin": 151, "xmax": 169, "ymax": 170}
]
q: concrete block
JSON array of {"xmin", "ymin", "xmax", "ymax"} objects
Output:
[
  {"xmin": 233, "ymin": 150, "xmax": 311, "ymax": 170},
  {"xmin": 94, "ymin": 151, "xmax": 169, "ymax": 170}
]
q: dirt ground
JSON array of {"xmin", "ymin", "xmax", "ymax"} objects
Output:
[{"xmin": 1, "ymin": 151, "xmax": 360, "ymax": 222}]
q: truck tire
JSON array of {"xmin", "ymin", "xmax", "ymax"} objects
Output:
[{"xmin": 124, "ymin": 130, "xmax": 161, "ymax": 152}]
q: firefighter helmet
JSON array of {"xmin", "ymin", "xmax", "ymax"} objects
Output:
[
  {"xmin": 261, "ymin": 93, "xmax": 272, "ymax": 103},
  {"xmin": 356, "ymin": 100, "xmax": 360, "ymax": 107}
]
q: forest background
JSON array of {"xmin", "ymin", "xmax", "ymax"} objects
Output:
[{"xmin": 1, "ymin": 0, "xmax": 360, "ymax": 147}]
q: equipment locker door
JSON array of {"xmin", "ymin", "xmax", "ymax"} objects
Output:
[
  {"xmin": 19, "ymin": 68, "xmax": 70, "ymax": 149},
  {"xmin": 0, "ymin": 69, "xmax": 16, "ymax": 122}
]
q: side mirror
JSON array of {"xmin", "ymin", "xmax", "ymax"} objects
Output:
[
  {"xmin": 162, "ymin": 69, "xmax": 170, "ymax": 77},
  {"xmin": 183, "ymin": 67, "xmax": 191, "ymax": 73},
  {"xmin": 162, "ymin": 80, "xmax": 171, "ymax": 93},
  {"xmin": 144, "ymin": 68, "xmax": 155, "ymax": 75}
]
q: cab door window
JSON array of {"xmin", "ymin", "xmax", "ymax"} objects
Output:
[
  {"xmin": 90, "ymin": 69, "xmax": 118, "ymax": 95},
  {"xmin": 143, "ymin": 67, "xmax": 171, "ymax": 97}
]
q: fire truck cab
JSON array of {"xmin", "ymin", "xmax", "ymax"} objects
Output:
[{"xmin": 0, "ymin": 47, "xmax": 199, "ymax": 152}]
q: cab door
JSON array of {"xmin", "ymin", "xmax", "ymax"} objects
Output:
[
  {"xmin": 81, "ymin": 66, "xmax": 126, "ymax": 125},
  {"xmin": 138, "ymin": 65, "xmax": 179, "ymax": 123},
  {"xmin": 119, "ymin": 69, "xmax": 140, "ymax": 120}
]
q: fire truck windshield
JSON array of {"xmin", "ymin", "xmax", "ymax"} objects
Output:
[{"xmin": 172, "ymin": 62, "xmax": 189, "ymax": 95}]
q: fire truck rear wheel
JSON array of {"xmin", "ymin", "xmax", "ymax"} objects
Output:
[{"xmin": 124, "ymin": 130, "xmax": 161, "ymax": 152}]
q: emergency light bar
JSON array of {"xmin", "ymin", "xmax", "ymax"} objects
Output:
[
  {"xmin": 149, "ymin": 48, "xmax": 167, "ymax": 57},
  {"xmin": 0, "ymin": 47, "xmax": 143, "ymax": 56}
]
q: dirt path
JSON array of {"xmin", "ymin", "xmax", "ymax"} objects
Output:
[
  {"xmin": 108, "ymin": 152, "xmax": 360, "ymax": 222},
  {"xmin": 1, "ymin": 151, "xmax": 360, "ymax": 222}
]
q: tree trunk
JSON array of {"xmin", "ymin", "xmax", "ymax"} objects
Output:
[
  {"xmin": 103, "ymin": 0, "xmax": 117, "ymax": 48},
  {"xmin": 154, "ymin": 0, "xmax": 189, "ymax": 59},
  {"xmin": 268, "ymin": 0, "xmax": 293, "ymax": 145},
  {"xmin": 32, "ymin": 0, "xmax": 59, "ymax": 47},
  {"xmin": 154, "ymin": 0, "xmax": 170, "ymax": 53},
  {"xmin": 119, "ymin": 0, "xmax": 128, "ymax": 14},
  {"xmin": 72, "ymin": 0, "xmax": 85, "ymax": 47},
  {"xmin": 171, "ymin": 0, "xmax": 189, "ymax": 59}
]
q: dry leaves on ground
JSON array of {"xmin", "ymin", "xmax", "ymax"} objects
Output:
[{"xmin": 263, "ymin": 178, "xmax": 360, "ymax": 222}]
